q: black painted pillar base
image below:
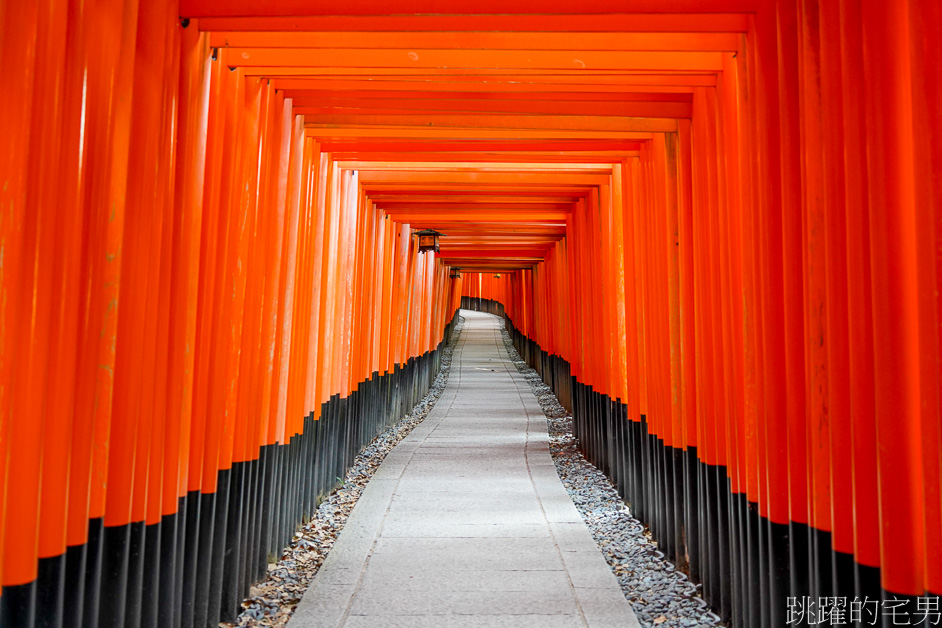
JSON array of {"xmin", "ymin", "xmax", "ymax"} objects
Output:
[{"xmin": 0, "ymin": 578, "xmax": 37, "ymax": 628}]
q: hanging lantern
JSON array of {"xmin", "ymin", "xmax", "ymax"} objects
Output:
[
  {"xmin": 494, "ymin": 273, "xmax": 501, "ymax": 279},
  {"xmin": 414, "ymin": 229, "xmax": 443, "ymax": 253},
  {"xmin": 450, "ymin": 267, "xmax": 461, "ymax": 279}
]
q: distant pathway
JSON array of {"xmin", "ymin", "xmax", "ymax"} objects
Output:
[{"xmin": 289, "ymin": 310, "xmax": 641, "ymax": 628}]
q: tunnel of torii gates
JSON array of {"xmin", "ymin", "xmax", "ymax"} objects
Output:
[{"xmin": 0, "ymin": 0, "xmax": 940, "ymax": 626}]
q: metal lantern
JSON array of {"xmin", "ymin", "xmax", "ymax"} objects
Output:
[
  {"xmin": 414, "ymin": 229, "xmax": 443, "ymax": 253},
  {"xmin": 450, "ymin": 267, "xmax": 461, "ymax": 279}
]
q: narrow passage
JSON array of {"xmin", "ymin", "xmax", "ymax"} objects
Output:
[{"xmin": 289, "ymin": 311, "xmax": 641, "ymax": 628}]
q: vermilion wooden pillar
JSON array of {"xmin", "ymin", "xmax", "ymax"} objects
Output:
[
  {"xmin": 908, "ymin": 0, "xmax": 942, "ymax": 601},
  {"xmin": 751, "ymin": 4, "xmax": 791, "ymax": 625},
  {"xmin": 862, "ymin": 0, "xmax": 925, "ymax": 605}
]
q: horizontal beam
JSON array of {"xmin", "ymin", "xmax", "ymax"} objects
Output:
[
  {"xmin": 370, "ymin": 184, "xmax": 591, "ymax": 194},
  {"xmin": 358, "ymin": 170, "xmax": 607, "ymax": 185},
  {"xmin": 344, "ymin": 161, "xmax": 613, "ymax": 172},
  {"xmin": 274, "ymin": 78, "xmax": 711, "ymax": 92},
  {"xmin": 402, "ymin": 226, "xmax": 567, "ymax": 236},
  {"xmin": 440, "ymin": 237, "xmax": 563, "ymax": 244},
  {"xmin": 370, "ymin": 193, "xmax": 580, "ymax": 201},
  {"xmin": 319, "ymin": 140, "xmax": 645, "ymax": 153},
  {"xmin": 419, "ymin": 225, "xmax": 567, "ymax": 233},
  {"xmin": 282, "ymin": 90, "xmax": 693, "ymax": 102},
  {"xmin": 330, "ymin": 152, "xmax": 641, "ymax": 163},
  {"xmin": 384, "ymin": 213, "xmax": 570, "ymax": 222},
  {"xmin": 442, "ymin": 263, "xmax": 535, "ymax": 270},
  {"xmin": 378, "ymin": 202, "xmax": 576, "ymax": 210},
  {"xmin": 254, "ymin": 66, "xmax": 717, "ymax": 75},
  {"xmin": 437, "ymin": 250, "xmax": 550, "ymax": 258},
  {"xmin": 304, "ymin": 127, "xmax": 663, "ymax": 139},
  {"xmin": 293, "ymin": 100, "xmax": 692, "ymax": 118},
  {"xmin": 371, "ymin": 187, "xmax": 587, "ymax": 196},
  {"xmin": 209, "ymin": 31, "xmax": 740, "ymax": 52},
  {"xmin": 226, "ymin": 48, "xmax": 726, "ymax": 71},
  {"xmin": 193, "ymin": 12, "xmax": 752, "ymax": 30}
]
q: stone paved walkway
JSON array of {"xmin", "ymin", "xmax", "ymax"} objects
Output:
[{"xmin": 289, "ymin": 310, "xmax": 641, "ymax": 628}]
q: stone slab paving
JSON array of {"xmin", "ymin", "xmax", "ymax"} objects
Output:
[{"xmin": 289, "ymin": 310, "xmax": 641, "ymax": 628}]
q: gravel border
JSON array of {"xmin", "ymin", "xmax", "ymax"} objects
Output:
[
  {"xmin": 499, "ymin": 322, "xmax": 724, "ymax": 628},
  {"xmin": 226, "ymin": 315, "xmax": 466, "ymax": 628}
]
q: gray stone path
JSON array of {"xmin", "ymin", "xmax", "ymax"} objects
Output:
[{"xmin": 289, "ymin": 310, "xmax": 641, "ymax": 628}]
